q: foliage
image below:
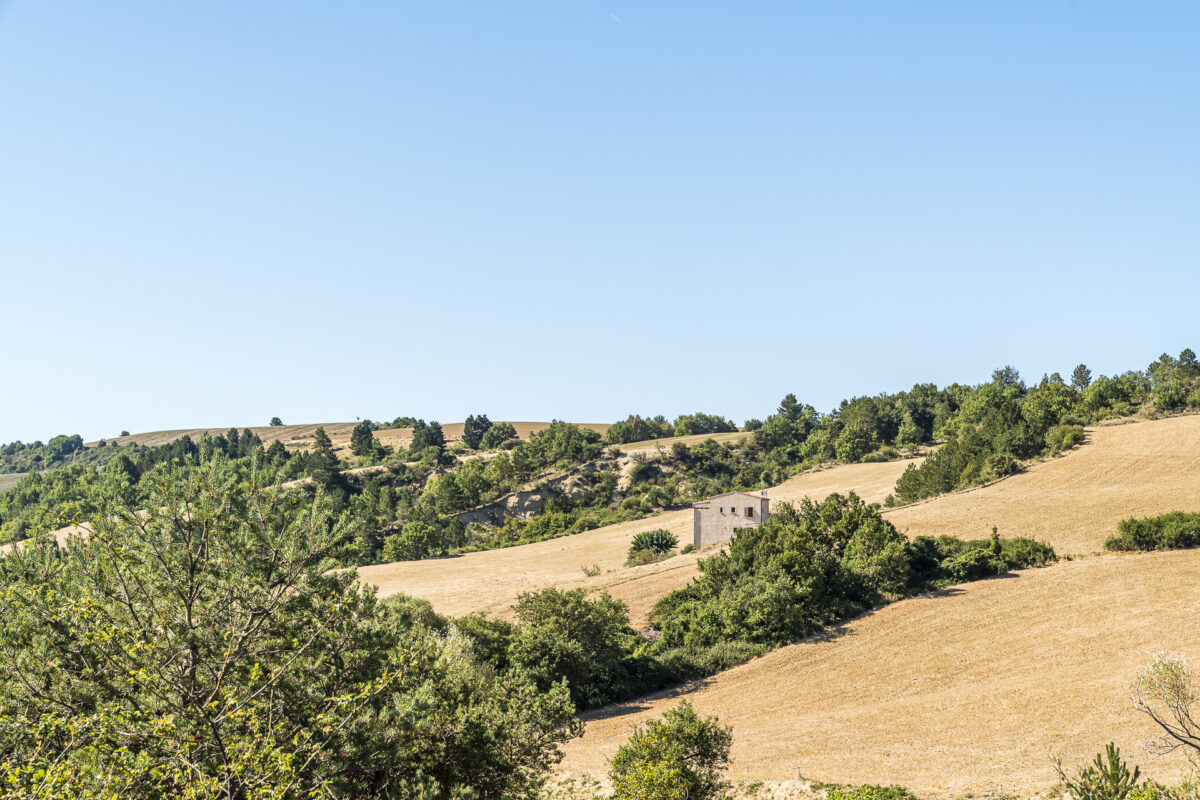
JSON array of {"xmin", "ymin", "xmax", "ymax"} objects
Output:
[
  {"xmin": 609, "ymin": 701, "xmax": 732, "ymax": 800},
  {"xmin": 481, "ymin": 421, "xmax": 519, "ymax": 450},
  {"xmin": 462, "ymin": 414, "xmax": 494, "ymax": 450},
  {"xmin": 0, "ymin": 458, "xmax": 580, "ymax": 799},
  {"xmin": 1054, "ymin": 743, "xmax": 1142, "ymax": 800},
  {"xmin": 269, "ymin": 416, "xmax": 283, "ymax": 426},
  {"xmin": 651, "ymin": 494, "xmax": 912, "ymax": 651},
  {"xmin": 825, "ymin": 786, "xmax": 921, "ymax": 800},
  {"xmin": 1106, "ymin": 512, "xmax": 1200, "ymax": 552},
  {"xmin": 672, "ymin": 413, "xmax": 738, "ymax": 437},
  {"xmin": 606, "ymin": 415, "xmax": 674, "ymax": 444},
  {"xmin": 649, "ymin": 497, "xmax": 1054, "ymax": 677},
  {"xmin": 506, "ymin": 588, "xmax": 648, "ymax": 710},
  {"xmin": 1132, "ymin": 652, "xmax": 1200, "ymax": 760},
  {"xmin": 629, "ymin": 529, "xmax": 679, "ymax": 557},
  {"xmin": 350, "ymin": 420, "xmax": 375, "ymax": 457}
]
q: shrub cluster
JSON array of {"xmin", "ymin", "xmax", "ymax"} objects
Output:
[{"xmin": 1105, "ymin": 511, "xmax": 1200, "ymax": 551}]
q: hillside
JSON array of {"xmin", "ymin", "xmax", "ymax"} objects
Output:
[
  {"xmin": 86, "ymin": 420, "xmax": 611, "ymax": 457},
  {"xmin": 886, "ymin": 414, "xmax": 1200, "ymax": 556},
  {"xmin": 358, "ymin": 457, "xmax": 918, "ymax": 625},
  {"xmin": 560, "ymin": 549, "xmax": 1200, "ymax": 795}
]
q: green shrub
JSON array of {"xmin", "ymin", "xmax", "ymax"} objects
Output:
[
  {"xmin": 680, "ymin": 543, "xmax": 694, "ymax": 554},
  {"xmin": 1046, "ymin": 423, "xmax": 1086, "ymax": 453},
  {"xmin": 630, "ymin": 528, "xmax": 678, "ymax": 557},
  {"xmin": 1106, "ymin": 511, "xmax": 1200, "ymax": 551},
  {"xmin": 626, "ymin": 548, "xmax": 671, "ymax": 567},
  {"xmin": 653, "ymin": 641, "xmax": 769, "ymax": 681},
  {"xmin": 983, "ymin": 452, "xmax": 1022, "ymax": 480},
  {"xmin": 1054, "ymin": 742, "xmax": 1142, "ymax": 800},
  {"xmin": 826, "ymin": 785, "xmax": 921, "ymax": 800},
  {"xmin": 609, "ymin": 701, "xmax": 732, "ymax": 800}
]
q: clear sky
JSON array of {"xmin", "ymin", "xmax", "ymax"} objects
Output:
[{"xmin": 2, "ymin": 2, "xmax": 1198, "ymax": 443}]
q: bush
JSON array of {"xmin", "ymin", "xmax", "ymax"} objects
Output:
[
  {"xmin": 1054, "ymin": 742, "xmax": 1142, "ymax": 800},
  {"xmin": 630, "ymin": 528, "xmax": 678, "ymax": 557},
  {"xmin": 626, "ymin": 548, "xmax": 672, "ymax": 567},
  {"xmin": 1046, "ymin": 423, "xmax": 1086, "ymax": 454},
  {"xmin": 826, "ymin": 786, "xmax": 921, "ymax": 800},
  {"xmin": 653, "ymin": 641, "xmax": 769, "ymax": 682},
  {"xmin": 609, "ymin": 701, "xmax": 732, "ymax": 800},
  {"xmin": 1106, "ymin": 511, "xmax": 1200, "ymax": 551},
  {"xmin": 508, "ymin": 588, "xmax": 644, "ymax": 709}
]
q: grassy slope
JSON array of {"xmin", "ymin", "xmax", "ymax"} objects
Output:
[
  {"xmin": 561, "ymin": 550, "xmax": 1200, "ymax": 795},
  {"xmin": 86, "ymin": 421, "xmax": 611, "ymax": 458},
  {"xmin": 885, "ymin": 414, "xmax": 1200, "ymax": 556},
  {"xmin": 358, "ymin": 458, "xmax": 919, "ymax": 625},
  {"xmin": 0, "ymin": 473, "xmax": 26, "ymax": 492},
  {"xmin": 557, "ymin": 415, "xmax": 1200, "ymax": 794}
]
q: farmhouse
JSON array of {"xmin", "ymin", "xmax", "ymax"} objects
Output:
[{"xmin": 692, "ymin": 490, "xmax": 770, "ymax": 549}]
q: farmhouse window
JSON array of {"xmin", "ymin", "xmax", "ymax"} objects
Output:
[{"xmin": 745, "ymin": 507, "xmax": 753, "ymax": 517}]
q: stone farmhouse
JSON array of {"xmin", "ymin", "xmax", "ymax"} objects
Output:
[{"xmin": 691, "ymin": 490, "xmax": 770, "ymax": 549}]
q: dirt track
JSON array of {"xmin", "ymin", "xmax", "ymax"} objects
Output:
[
  {"xmin": 561, "ymin": 549, "xmax": 1200, "ymax": 795},
  {"xmin": 358, "ymin": 458, "xmax": 919, "ymax": 624}
]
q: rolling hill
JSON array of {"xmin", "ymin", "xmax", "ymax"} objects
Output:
[
  {"xmin": 87, "ymin": 420, "xmax": 611, "ymax": 458},
  {"xmin": 559, "ymin": 549, "xmax": 1200, "ymax": 795},
  {"xmin": 886, "ymin": 414, "xmax": 1200, "ymax": 556},
  {"xmin": 359, "ymin": 457, "xmax": 919, "ymax": 626}
]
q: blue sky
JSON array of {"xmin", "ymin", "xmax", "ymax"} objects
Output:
[{"xmin": 2, "ymin": 2, "xmax": 1198, "ymax": 443}]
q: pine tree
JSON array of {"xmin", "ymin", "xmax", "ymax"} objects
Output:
[
  {"xmin": 462, "ymin": 414, "xmax": 493, "ymax": 449},
  {"xmin": 350, "ymin": 421, "xmax": 375, "ymax": 457},
  {"xmin": 1072, "ymin": 363, "xmax": 1093, "ymax": 391}
]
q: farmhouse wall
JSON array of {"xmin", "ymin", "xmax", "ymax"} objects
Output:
[{"xmin": 692, "ymin": 492, "xmax": 770, "ymax": 549}]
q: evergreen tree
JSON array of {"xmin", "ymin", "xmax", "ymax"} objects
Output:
[
  {"xmin": 462, "ymin": 414, "xmax": 493, "ymax": 449},
  {"xmin": 350, "ymin": 421, "xmax": 375, "ymax": 457},
  {"xmin": 312, "ymin": 426, "xmax": 334, "ymax": 453},
  {"xmin": 269, "ymin": 416, "xmax": 283, "ymax": 426},
  {"xmin": 481, "ymin": 421, "xmax": 519, "ymax": 450},
  {"xmin": 1071, "ymin": 363, "xmax": 1093, "ymax": 391},
  {"xmin": 266, "ymin": 439, "xmax": 288, "ymax": 464},
  {"xmin": 410, "ymin": 420, "xmax": 445, "ymax": 453}
]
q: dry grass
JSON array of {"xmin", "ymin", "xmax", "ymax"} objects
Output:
[
  {"xmin": 885, "ymin": 414, "xmax": 1200, "ymax": 556},
  {"xmin": 88, "ymin": 421, "xmax": 610, "ymax": 459},
  {"xmin": 556, "ymin": 415, "xmax": 1200, "ymax": 794},
  {"xmin": 0, "ymin": 473, "xmax": 26, "ymax": 492},
  {"xmin": 616, "ymin": 430, "xmax": 750, "ymax": 455},
  {"xmin": 561, "ymin": 549, "xmax": 1200, "ymax": 796},
  {"xmin": 358, "ymin": 458, "xmax": 919, "ymax": 626}
]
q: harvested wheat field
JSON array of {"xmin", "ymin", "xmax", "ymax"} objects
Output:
[
  {"xmin": 562, "ymin": 549, "xmax": 1200, "ymax": 795},
  {"xmin": 886, "ymin": 414, "xmax": 1200, "ymax": 556},
  {"xmin": 358, "ymin": 458, "xmax": 919, "ymax": 624},
  {"xmin": 88, "ymin": 421, "xmax": 609, "ymax": 458}
]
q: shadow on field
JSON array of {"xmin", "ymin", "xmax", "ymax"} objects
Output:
[{"xmin": 579, "ymin": 580, "xmax": 1023, "ymax": 723}]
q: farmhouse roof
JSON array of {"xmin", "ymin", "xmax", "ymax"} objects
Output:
[{"xmin": 692, "ymin": 490, "xmax": 769, "ymax": 509}]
